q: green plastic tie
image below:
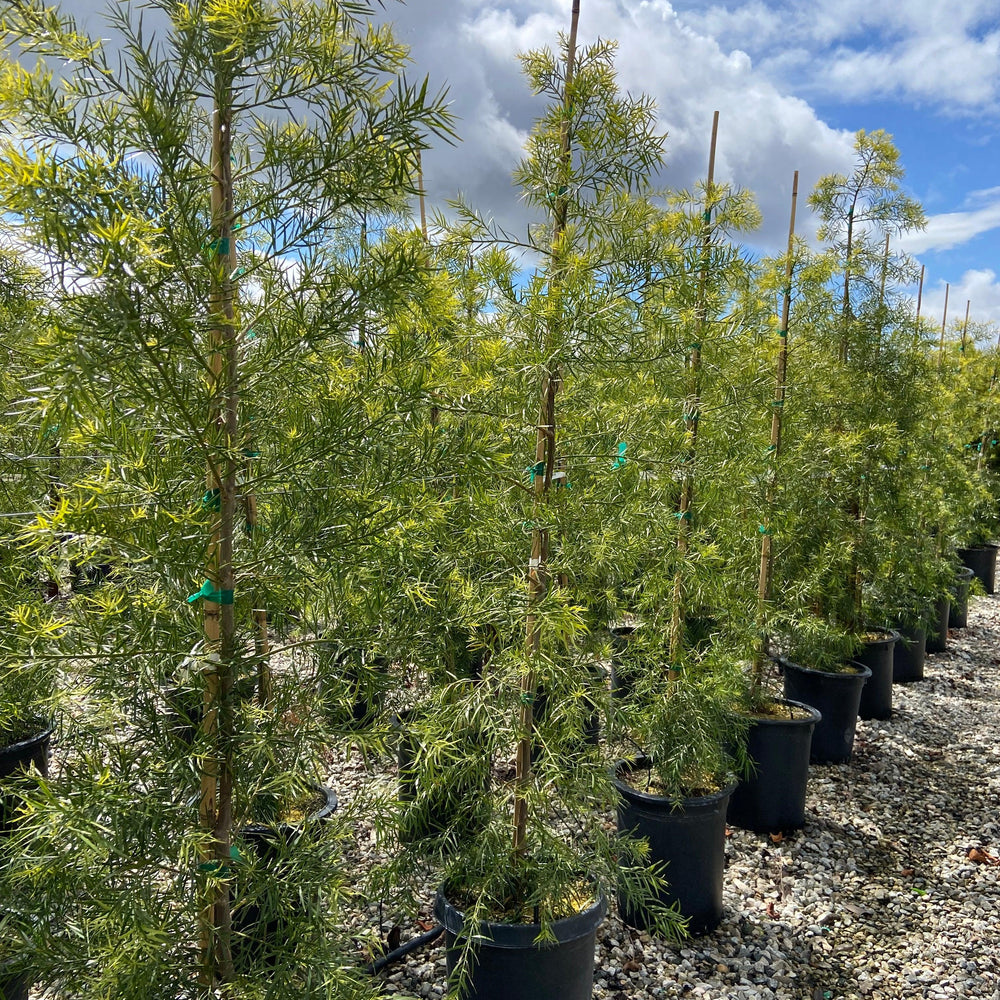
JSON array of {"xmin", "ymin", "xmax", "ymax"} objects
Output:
[
  {"xmin": 778, "ymin": 328, "xmax": 788, "ymax": 337},
  {"xmin": 765, "ymin": 444, "xmax": 777, "ymax": 453},
  {"xmin": 702, "ymin": 209, "xmax": 711, "ymax": 224},
  {"xmin": 209, "ymin": 237, "xmax": 230, "ymax": 256},
  {"xmin": 242, "ymin": 448, "xmax": 261, "ymax": 458},
  {"xmin": 187, "ymin": 580, "xmax": 234, "ymax": 605},
  {"xmin": 526, "ymin": 460, "xmax": 546, "ymax": 483},
  {"xmin": 683, "ymin": 411, "xmax": 700, "ymax": 423},
  {"xmin": 613, "ymin": 441, "xmax": 628, "ymax": 469},
  {"xmin": 673, "ymin": 510, "xmax": 693, "ymax": 521},
  {"xmin": 198, "ymin": 844, "xmax": 241, "ymax": 875},
  {"xmin": 547, "ymin": 185, "xmax": 569, "ymax": 201},
  {"xmin": 783, "ymin": 285, "xmax": 792, "ymax": 299},
  {"xmin": 201, "ymin": 488, "xmax": 221, "ymax": 511},
  {"xmin": 520, "ymin": 691, "xmax": 535, "ymax": 705},
  {"xmin": 688, "ymin": 341, "xmax": 702, "ymax": 351},
  {"xmin": 758, "ymin": 525, "xmax": 772, "ymax": 535},
  {"xmin": 772, "ymin": 399, "xmax": 785, "ymax": 408}
]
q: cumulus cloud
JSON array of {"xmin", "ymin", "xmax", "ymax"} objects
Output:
[
  {"xmin": 918, "ymin": 269, "xmax": 1000, "ymax": 329},
  {"xmin": 677, "ymin": 0, "xmax": 1000, "ymax": 112},
  {"xmin": 898, "ymin": 198, "xmax": 1000, "ymax": 255},
  {"xmin": 382, "ymin": 0, "xmax": 855, "ymax": 250}
]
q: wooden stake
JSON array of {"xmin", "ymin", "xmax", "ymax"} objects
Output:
[
  {"xmin": 667, "ymin": 110, "xmax": 718, "ymax": 676},
  {"xmin": 513, "ymin": 0, "xmax": 580, "ymax": 856},
  {"xmin": 417, "ymin": 150, "xmax": 428, "ymax": 241},
  {"xmin": 961, "ymin": 299, "xmax": 970, "ymax": 353},
  {"xmin": 199, "ymin": 79, "xmax": 238, "ymax": 987},
  {"xmin": 938, "ymin": 282, "xmax": 950, "ymax": 368},
  {"xmin": 915, "ymin": 265, "xmax": 925, "ymax": 323},
  {"xmin": 752, "ymin": 170, "xmax": 797, "ymax": 696}
]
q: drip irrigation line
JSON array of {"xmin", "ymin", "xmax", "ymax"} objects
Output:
[{"xmin": 364, "ymin": 925, "xmax": 443, "ymax": 975}]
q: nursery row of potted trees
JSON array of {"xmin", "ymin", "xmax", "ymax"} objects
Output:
[{"xmin": 2, "ymin": 1, "xmax": 999, "ymax": 998}]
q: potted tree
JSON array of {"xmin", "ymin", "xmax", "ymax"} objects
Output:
[
  {"xmin": 779, "ymin": 129, "xmax": 925, "ymax": 747},
  {"xmin": 0, "ymin": 0, "xmax": 451, "ymax": 994}
]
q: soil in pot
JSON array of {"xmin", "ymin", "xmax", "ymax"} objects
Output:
[
  {"xmin": 727, "ymin": 699, "xmax": 820, "ymax": 834},
  {"xmin": 892, "ymin": 624, "xmax": 926, "ymax": 683},
  {"xmin": 434, "ymin": 890, "xmax": 607, "ymax": 1000},
  {"xmin": 392, "ymin": 710, "xmax": 491, "ymax": 844},
  {"xmin": 781, "ymin": 659, "xmax": 871, "ymax": 764},
  {"xmin": 949, "ymin": 567, "xmax": 974, "ymax": 629},
  {"xmin": 855, "ymin": 629, "xmax": 899, "ymax": 720},
  {"xmin": 958, "ymin": 543, "xmax": 998, "ymax": 595},
  {"xmin": 925, "ymin": 595, "xmax": 950, "ymax": 655},
  {"xmin": 614, "ymin": 758, "xmax": 733, "ymax": 935},
  {"xmin": 1, "ymin": 724, "xmax": 53, "ymax": 836},
  {"xmin": 230, "ymin": 784, "xmax": 338, "ymax": 969}
]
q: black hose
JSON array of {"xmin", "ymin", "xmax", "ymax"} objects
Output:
[{"xmin": 365, "ymin": 925, "xmax": 444, "ymax": 975}]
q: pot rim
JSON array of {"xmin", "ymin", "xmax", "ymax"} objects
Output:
[
  {"xmin": 239, "ymin": 782, "xmax": 338, "ymax": 839},
  {"xmin": 613, "ymin": 756, "xmax": 737, "ymax": 809},
  {"xmin": 957, "ymin": 542, "xmax": 999, "ymax": 552},
  {"xmin": 778, "ymin": 657, "xmax": 872, "ymax": 681},
  {"xmin": 434, "ymin": 888, "xmax": 607, "ymax": 949},
  {"xmin": 861, "ymin": 626, "xmax": 900, "ymax": 646},
  {"xmin": 740, "ymin": 697, "xmax": 821, "ymax": 727},
  {"xmin": 954, "ymin": 566, "xmax": 975, "ymax": 581},
  {"xmin": 0, "ymin": 725, "xmax": 54, "ymax": 757}
]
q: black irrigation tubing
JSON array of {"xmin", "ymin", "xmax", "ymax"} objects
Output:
[{"xmin": 363, "ymin": 924, "xmax": 444, "ymax": 975}]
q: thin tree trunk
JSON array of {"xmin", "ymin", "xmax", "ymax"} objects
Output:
[
  {"xmin": 513, "ymin": 0, "xmax": 580, "ymax": 856},
  {"xmin": 752, "ymin": 170, "xmax": 798, "ymax": 699},
  {"xmin": 667, "ymin": 110, "xmax": 719, "ymax": 678}
]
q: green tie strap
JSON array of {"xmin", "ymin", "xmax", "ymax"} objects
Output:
[
  {"xmin": 187, "ymin": 580, "xmax": 234, "ymax": 605},
  {"xmin": 613, "ymin": 441, "xmax": 628, "ymax": 469}
]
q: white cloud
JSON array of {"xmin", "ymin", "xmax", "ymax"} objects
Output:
[
  {"xmin": 384, "ymin": 0, "xmax": 855, "ymax": 250},
  {"xmin": 678, "ymin": 0, "xmax": 1000, "ymax": 112},
  {"xmin": 897, "ymin": 198, "xmax": 1000, "ymax": 255},
  {"xmin": 918, "ymin": 270, "xmax": 1000, "ymax": 329}
]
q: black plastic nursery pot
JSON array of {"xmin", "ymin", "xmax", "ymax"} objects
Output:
[
  {"xmin": 924, "ymin": 595, "xmax": 950, "ymax": 654},
  {"xmin": 1, "ymin": 725, "xmax": 53, "ymax": 835},
  {"xmin": 949, "ymin": 566, "xmax": 974, "ymax": 629},
  {"xmin": 957, "ymin": 543, "xmax": 999, "ymax": 596},
  {"xmin": 855, "ymin": 629, "xmax": 899, "ymax": 720},
  {"xmin": 0, "ymin": 965, "xmax": 28, "ymax": 1000},
  {"xmin": 782, "ymin": 659, "xmax": 871, "ymax": 764},
  {"xmin": 892, "ymin": 625, "xmax": 926, "ymax": 684},
  {"xmin": 392, "ymin": 711, "xmax": 491, "ymax": 844},
  {"xmin": 434, "ymin": 890, "xmax": 607, "ymax": 1000},
  {"xmin": 316, "ymin": 642, "xmax": 390, "ymax": 729},
  {"xmin": 231, "ymin": 784, "xmax": 338, "ymax": 969},
  {"xmin": 614, "ymin": 758, "xmax": 734, "ymax": 934},
  {"xmin": 609, "ymin": 623, "xmax": 640, "ymax": 700},
  {"xmin": 727, "ymin": 699, "xmax": 821, "ymax": 835}
]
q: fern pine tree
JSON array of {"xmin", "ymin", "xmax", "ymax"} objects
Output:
[
  {"xmin": 0, "ymin": 0, "xmax": 451, "ymax": 995},
  {"xmin": 366, "ymin": 12, "xmax": 688, "ymax": 968},
  {"xmin": 809, "ymin": 130, "xmax": 924, "ymax": 634}
]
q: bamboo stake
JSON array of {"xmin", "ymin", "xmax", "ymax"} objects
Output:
[
  {"xmin": 417, "ymin": 149, "xmax": 428, "ymax": 241},
  {"xmin": 915, "ymin": 265, "xmax": 925, "ymax": 322},
  {"xmin": 752, "ymin": 170, "xmax": 797, "ymax": 699},
  {"xmin": 358, "ymin": 209, "xmax": 368, "ymax": 354},
  {"xmin": 667, "ymin": 110, "xmax": 719, "ymax": 677},
  {"xmin": 514, "ymin": 0, "xmax": 580, "ymax": 856},
  {"xmin": 938, "ymin": 282, "xmax": 950, "ymax": 368},
  {"xmin": 960, "ymin": 299, "xmax": 970, "ymax": 354},
  {"xmin": 199, "ymin": 81, "xmax": 238, "ymax": 986}
]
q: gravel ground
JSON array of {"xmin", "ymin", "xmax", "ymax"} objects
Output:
[{"xmin": 330, "ymin": 592, "xmax": 1000, "ymax": 1000}]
